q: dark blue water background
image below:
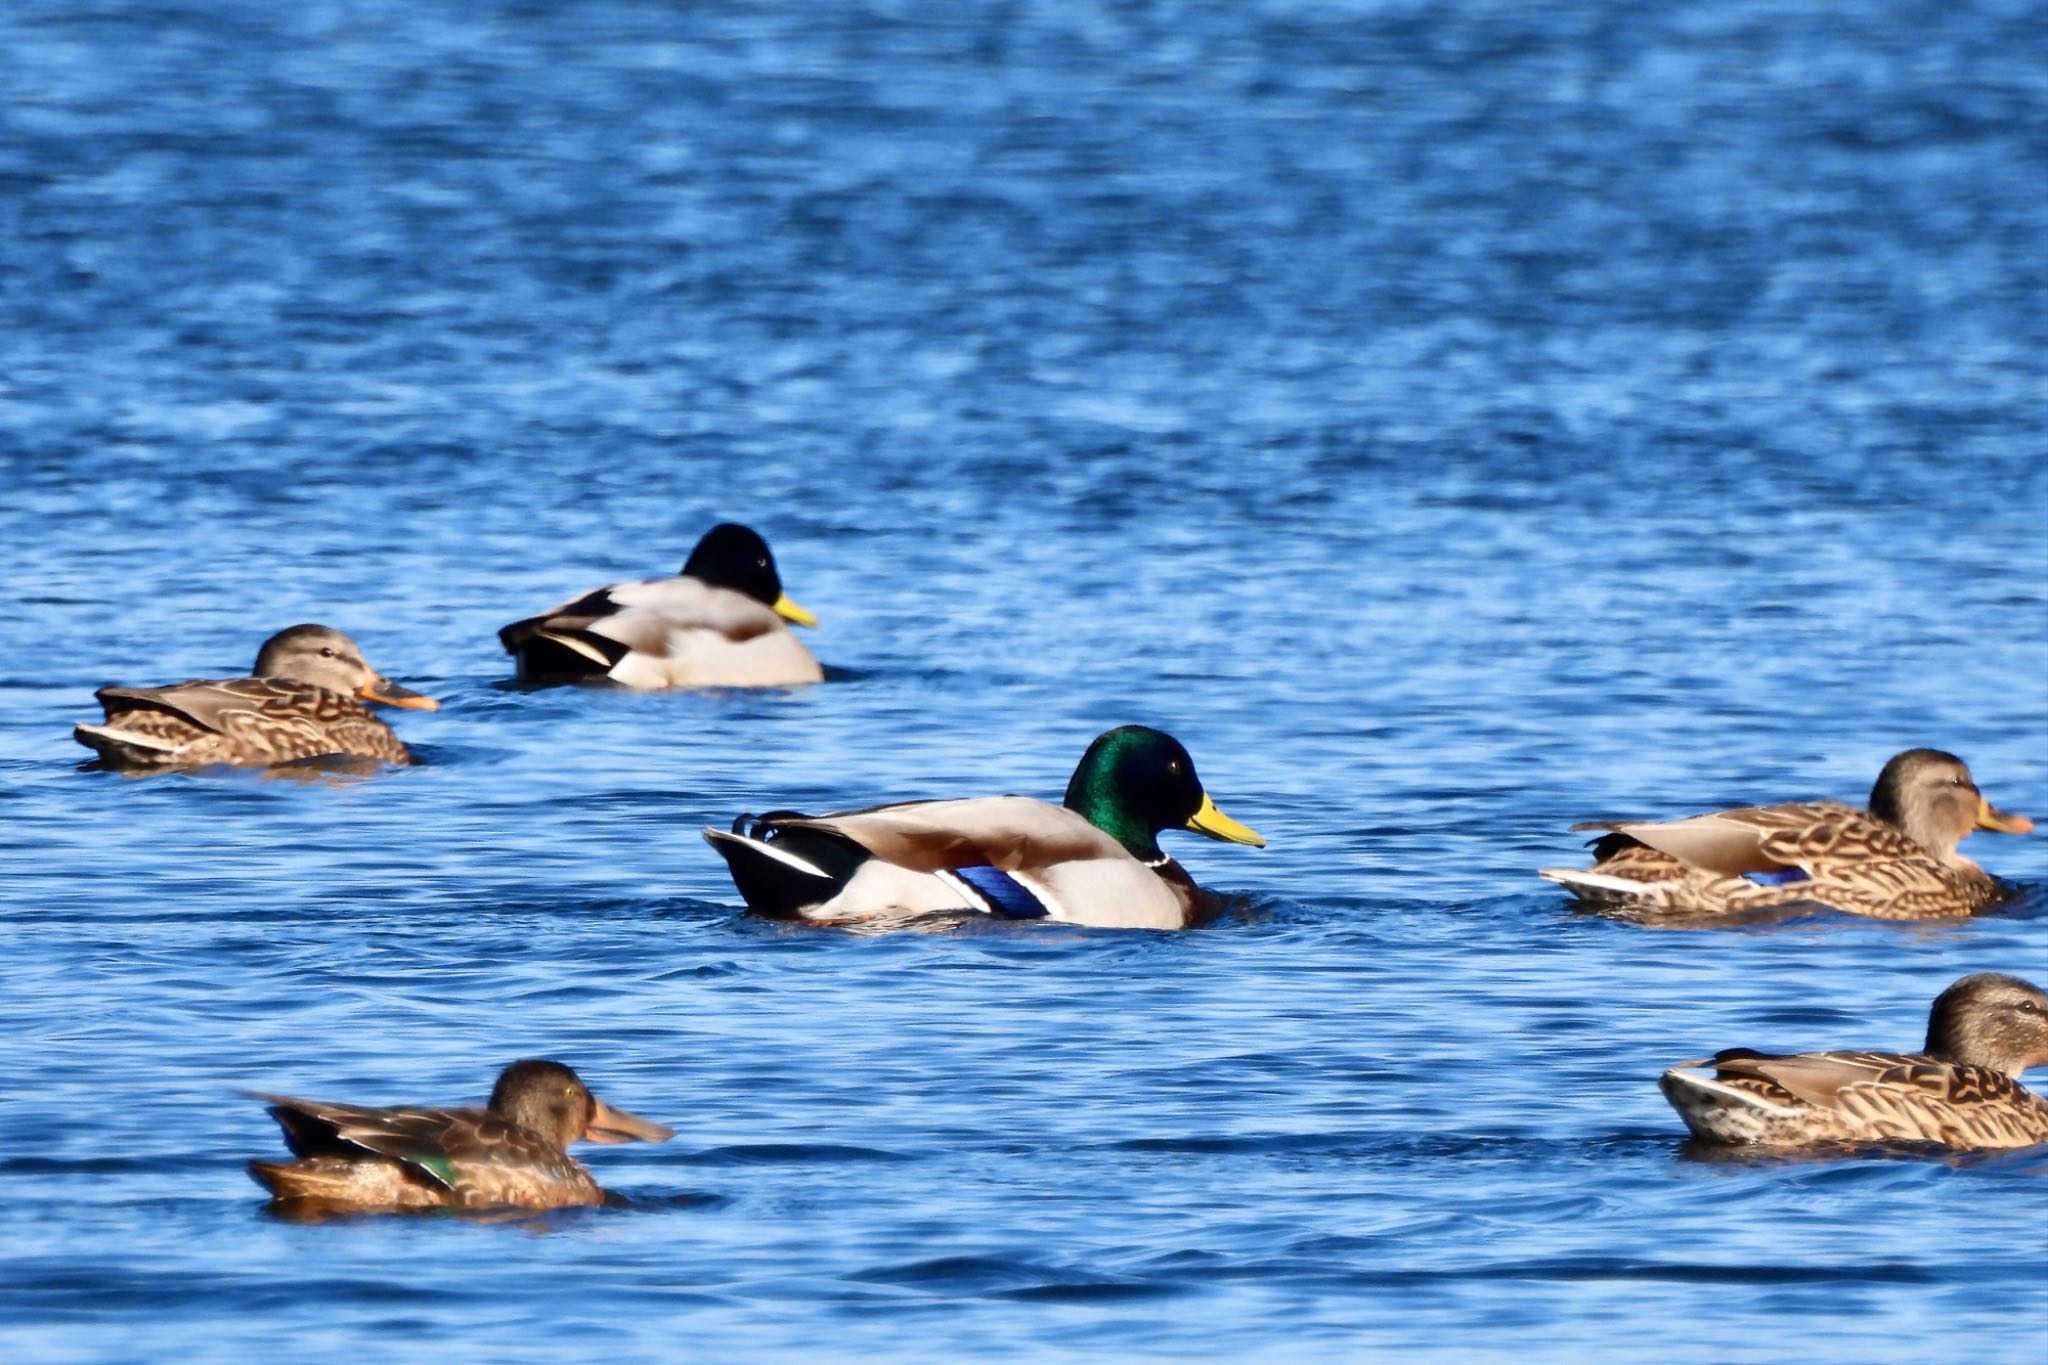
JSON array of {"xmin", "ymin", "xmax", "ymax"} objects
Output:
[{"xmin": 2, "ymin": 1, "xmax": 2045, "ymax": 1360}]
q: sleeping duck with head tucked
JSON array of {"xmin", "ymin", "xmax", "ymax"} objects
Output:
[
  {"xmin": 704, "ymin": 725, "xmax": 1266, "ymax": 930},
  {"xmin": 248, "ymin": 1059, "xmax": 674, "ymax": 1212},
  {"xmin": 499, "ymin": 522, "xmax": 822, "ymax": 689},
  {"xmin": 1661, "ymin": 973, "xmax": 2048, "ymax": 1150},
  {"xmin": 1540, "ymin": 748, "xmax": 2033, "ymax": 920},
  {"xmin": 73, "ymin": 624, "xmax": 439, "ymax": 770}
]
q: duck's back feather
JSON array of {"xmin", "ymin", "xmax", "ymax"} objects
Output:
[
  {"xmin": 762, "ymin": 797, "xmax": 1129, "ymax": 872},
  {"xmin": 502, "ymin": 577, "xmax": 820, "ymax": 687},
  {"xmin": 76, "ymin": 678, "xmax": 412, "ymax": 767},
  {"xmin": 1601, "ymin": 801, "xmax": 1908, "ymax": 876},
  {"xmin": 1552, "ymin": 801, "xmax": 1998, "ymax": 919},
  {"xmin": 706, "ymin": 797, "xmax": 1196, "ymax": 928},
  {"xmin": 250, "ymin": 1094, "xmax": 603, "ymax": 1209},
  {"xmin": 1660, "ymin": 1050, "xmax": 2048, "ymax": 1147}
]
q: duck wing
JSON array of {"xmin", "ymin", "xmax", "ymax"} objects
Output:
[
  {"xmin": 500, "ymin": 576, "xmax": 781, "ymax": 661},
  {"xmin": 1699, "ymin": 1049, "xmax": 1921, "ymax": 1109},
  {"xmin": 253, "ymin": 1093, "xmax": 582, "ymax": 1192},
  {"xmin": 1581, "ymin": 801, "xmax": 1867, "ymax": 876},
  {"xmin": 95, "ymin": 677, "xmax": 321, "ymax": 735},
  {"xmin": 1701, "ymin": 1050, "xmax": 2048, "ymax": 1141},
  {"xmin": 758, "ymin": 797, "xmax": 1130, "ymax": 873},
  {"xmin": 255, "ymin": 1095, "xmax": 477, "ymax": 1188},
  {"xmin": 1588, "ymin": 801, "xmax": 1980, "ymax": 917},
  {"xmin": 715, "ymin": 798, "xmax": 1196, "ymax": 927},
  {"xmin": 83, "ymin": 677, "xmax": 405, "ymax": 766}
]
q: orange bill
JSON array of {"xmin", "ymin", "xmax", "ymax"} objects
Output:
[
  {"xmin": 1976, "ymin": 796, "xmax": 2034, "ymax": 835},
  {"xmin": 358, "ymin": 677, "xmax": 441, "ymax": 712}
]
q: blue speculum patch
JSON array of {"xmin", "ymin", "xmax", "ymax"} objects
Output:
[
  {"xmin": 1743, "ymin": 867, "xmax": 1811, "ymax": 887},
  {"xmin": 952, "ymin": 866, "xmax": 1049, "ymax": 918}
]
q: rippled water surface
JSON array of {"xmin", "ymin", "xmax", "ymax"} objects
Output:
[{"xmin": 3, "ymin": 1, "xmax": 2046, "ymax": 1360}]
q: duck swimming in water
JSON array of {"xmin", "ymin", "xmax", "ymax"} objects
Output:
[
  {"xmin": 248, "ymin": 1059, "xmax": 673, "ymax": 1211},
  {"xmin": 1540, "ymin": 748, "xmax": 2032, "ymax": 919},
  {"xmin": 1660, "ymin": 973, "xmax": 2048, "ymax": 1149},
  {"xmin": 499, "ymin": 522, "xmax": 822, "ymax": 688},
  {"xmin": 73, "ymin": 624, "xmax": 438, "ymax": 769},
  {"xmin": 704, "ymin": 725, "xmax": 1265, "ymax": 930}
]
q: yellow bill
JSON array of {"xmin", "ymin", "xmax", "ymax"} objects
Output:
[
  {"xmin": 773, "ymin": 592, "xmax": 819, "ymax": 628},
  {"xmin": 1186, "ymin": 792, "xmax": 1266, "ymax": 847}
]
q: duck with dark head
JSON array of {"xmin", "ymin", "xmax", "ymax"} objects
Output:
[
  {"xmin": 499, "ymin": 522, "xmax": 822, "ymax": 688},
  {"xmin": 704, "ymin": 725, "xmax": 1266, "ymax": 930}
]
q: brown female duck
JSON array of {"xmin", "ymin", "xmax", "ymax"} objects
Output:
[
  {"xmin": 1540, "ymin": 748, "xmax": 2033, "ymax": 919},
  {"xmin": 73, "ymin": 624, "xmax": 439, "ymax": 769},
  {"xmin": 1660, "ymin": 973, "xmax": 2048, "ymax": 1149},
  {"xmin": 248, "ymin": 1059, "xmax": 673, "ymax": 1211}
]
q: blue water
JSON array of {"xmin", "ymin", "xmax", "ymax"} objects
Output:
[{"xmin": 3, "ymin": 0, "xmax": 2046, "ymax": 1359}]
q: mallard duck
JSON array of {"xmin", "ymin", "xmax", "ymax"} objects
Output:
[
  {"xmin": 499, "ymin": 522, "xmax": 821, "ymax": 688},
  {"xmin": 703, "ymin": 725, "xmax": 1265, "ymax": 930},
  {"xmin": 1660, "ymin": 973, "xmax": 2048, "ymax": 1149},
  {"xmin": 73, "ymin": 624, "xmax": 439, "ymax": 770},
  {"xmin": 247, "ymin": 1059, "xmax": 674, "ymax": 1211},
  {"xmin": 1539, "ymin": 749, "xmax": 2033, "ymax": 919}
]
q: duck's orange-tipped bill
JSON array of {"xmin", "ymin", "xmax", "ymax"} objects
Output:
[
  {"xmin": 358, "ymin": 677, "xmax": 441, "ymax": 711},
  {"xmin": 584, "ymin": 1098, "xmax": 675, "ymax": 1145},
  {"xmin": 1186, "ymin": 792, "xmax": 1266, "ymax": 848},
  {"xmin": 773, "ymin": 592, "xmax": 818, "ymax": 628},
  {"xmin": 1977, "ymin": 797, "xmax": 2034, "ymax": 835}
]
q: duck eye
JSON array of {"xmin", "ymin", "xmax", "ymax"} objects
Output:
[{"xmin": 319, "ymin": 647, "xmax": 336, "ymax": 658}]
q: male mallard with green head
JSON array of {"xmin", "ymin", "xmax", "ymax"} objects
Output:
[
  {"xmin": 1540, "ymin": 748, "xmax": 2033, "ymax": 919},
  {"xmin": 703, "ymin": 725, "xmax": 1266, "ymax": 929},
  {"xmin": 1661, "ymin": 973, "xmax": 2048, "ymax": 1149},
  {"xmin": 499, "ymin": 522, "xmax": 822, "ymax": 688},
  {"xmin": 73, "ymin": 624, "xmax": 439, "ymax": 769},
  {"xmin": 248, "ymin": 1060, "xmax": 674, "ymax": 1211}
]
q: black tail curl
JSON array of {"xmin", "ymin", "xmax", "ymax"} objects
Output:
[{"xmin": 733, "ymin": 810, "xmax": 812, "ymax": 840}]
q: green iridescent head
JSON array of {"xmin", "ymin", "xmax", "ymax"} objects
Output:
[{"xmin": 1062, "ymin": 725, "xmax": 1265, "ymax": 860}]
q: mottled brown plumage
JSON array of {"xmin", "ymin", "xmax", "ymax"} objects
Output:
[
  {"xmin": 248, "ymin": 1059, "xmax": 674, "ymax": 1212},
  {"xmin": 1540, "ymin": 749, "xmax": 2033, "ymax": 919},
  {"xmin": 1661, "ymin": 974, "xmax": 2048, "ymax": 1149},
  {"xmin": 74, "ymin": 625, "xmax": 439, "ymax": 769}
]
